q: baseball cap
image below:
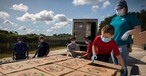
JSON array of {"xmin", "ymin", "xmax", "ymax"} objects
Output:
[{"xmin": 115, "ymin": 0, "xmax": 127, "ymax": 10}]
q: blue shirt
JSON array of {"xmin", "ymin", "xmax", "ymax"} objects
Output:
[
  {"xmin": 110, "ymin": 13, "xmax": 140, "ymax": 46},
  {"xmin": 13, "ymin": 42, "xmax": 28, "ymax": 55}
]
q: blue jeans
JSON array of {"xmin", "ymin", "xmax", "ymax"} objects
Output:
[{"xmin": 111, "ymin": 44, "xmax": 128, "ymax": 76}]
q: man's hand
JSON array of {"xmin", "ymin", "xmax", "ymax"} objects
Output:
[
  {"xmin": 26, "ymin": 56, "xmax": 29, "ymax": 59},
  {"xmin": 76, "ymin": 56, "xmax": 82, "ymax": 58},
  {"xmin": 91, "ymin": 54, "xmax": 97, "ymax": 63},
  {"xmin": 121, "ymin": 31, "xmax": 131, "ymax": 41},
  {"xmin": 82, "ymin": 53, "xmax": 88, "ymax": 58},
  {"xmin": 12, "ymin": 56, "xmax": 16, "ymax": 60},
  {"xmin": 121, "ymin": 67, "xmax": 127, "ymax": 75},
  {"xmin": 33, "ymin": 56, "xmax": 35, "ymax": 58}
]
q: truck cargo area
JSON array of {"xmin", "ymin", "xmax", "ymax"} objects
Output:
[{"xmin": 73, "ymin": 19, "xmax": 98, "ymax": 51}]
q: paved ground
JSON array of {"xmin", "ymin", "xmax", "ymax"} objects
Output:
[
  {"xmin": 0, "ymin": 46, "xmax": 146, "ymax": 76},
  {"xmin": 128, "ymin": 46, "xmax": 146, "ymax": 76}
]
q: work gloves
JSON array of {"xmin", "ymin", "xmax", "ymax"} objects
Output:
[
  {"xmin": 121, "ymin": 66, "xmax": 128, "ymax": 76},
  {"xmin": 121, "ymin": 31, "xmax": 131, "ymax": 41},
  {"xmin": 91, "ymin": 53, "xmax": 97, "ymax": 63}
]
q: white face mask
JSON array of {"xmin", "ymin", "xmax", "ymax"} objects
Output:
[
  {"xmin": 101, "ymin": 36, "xmax": 111, "ymax": 43},
  {"xmin": 71, "ymin": 41, "xmax": 75, "ymax": 44},
  {"xmin": 40, "ymin": 39, "xmax": 44, "ymax": 42},
  {"xmin": 18, "ymin": 41, "xmax": 22, "ymax": 43},
  {"xmin": 116, "ymin": 8, "xmax": 125, "ymax": 16}
]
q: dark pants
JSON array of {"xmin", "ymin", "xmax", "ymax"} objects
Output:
[
  {"xmin": 15, "ymin": 54, "xmax": 26, "ymax": 60},
  {"xmin": 96, "ymin": 55, "xmax": 111, "ymax": 63},
  {"xmin": 37, "ymin": 53, "xmax": 46, "ymax": 57}
]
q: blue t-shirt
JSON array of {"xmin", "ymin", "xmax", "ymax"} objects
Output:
[
  {"xmin": 13, "ymin": 42, "xmax": 28, "ymax": 55},
  {"xmin": 110, "ymin": 13, "xmax": 140, "ymax": 46}
]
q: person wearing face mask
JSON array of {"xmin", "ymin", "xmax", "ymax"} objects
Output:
[
  {"xmin": 81, "ymin": 36, "xmax": 93, "ymax": 60},
  {"xmin": 92, "ymin": 25, "xmax": 125, "ymax": 68},
  {"xmin": 67, "ymin": 37, "xmax": 80, "ymax": 57},
  {"xmin": 110, "ymin": 0, "xmax": 141, "ymax": 75},
  {"xmin": 33, "ymin": 36, "xmax": 50, "ymax": 58},
  {"xmin": 13, "ymin": 37, "xmax": 29, "ymax": 60}
]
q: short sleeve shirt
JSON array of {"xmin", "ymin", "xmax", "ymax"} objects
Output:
[
  {"xmin": 37, "ymin": 41, "xmax": 50, "ymax": 57},
  {"xmin": 67, "ymin": 43, "xmax": 80, "ymax": 52},
  {"xmin": 13, "ymin": 42, "xmax": 28, "ymax": 55},
  {"xmin": 110, "ymin": 13, "xmax": 140, "ymax": 46},
  {"xmin": 93, "ymin": 35, "xmax": 120, "ymax": 56}
]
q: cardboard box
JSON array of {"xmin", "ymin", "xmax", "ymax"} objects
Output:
[
  {"xmin": 0, "ymin": 58, "xmax": 51, "ymax": 74},
  {"xmin": 0, "ymin": 72, "xmax": 3, "ymax": 76},
  {"xmin": 0, "ymin": 62, "xmax": 29, "ymax": 74},
  {"xmin": 70, "ymin": 58, "xmax": 91, "ymax": 64},
  {"xmin": 56, "ymin": 58, "xmax": 90, "ymax": 69},
  {"xmin": 0, "ymin": 55, "xmax": 72, "ymax": 74},
  {"xmin": 0, "ymin": 56, "xmax": 121, "ymax": 76},
  {"xmin": 6, "ymin": 68, "xmax": 52, "ymax": 76},
  {"xmin": 41, "ymin": 55, "xmax": 72, "ymax": 63},
  {"xmin": 36, "ymin": 64, "xmax": 73, "ymax": 76},
  {"xmin": 78, "ymin": 65, "xmax": 117, "ymax": 76},
  {"xmin": 22, "ymin": 59, "xmax": 47, "ymax": 67},
  {"xmin": 64, "ymin": 70, "xmax": 96, "ymax": 76}
]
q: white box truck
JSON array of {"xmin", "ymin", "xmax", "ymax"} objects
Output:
[{"xmin": 73, "ymin": 19, "xmax": 98, "ymax": 51}]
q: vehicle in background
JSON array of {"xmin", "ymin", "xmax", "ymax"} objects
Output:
[{"xmin": 73, "ymin": 19, "xmax": 98, "ymax": 51}]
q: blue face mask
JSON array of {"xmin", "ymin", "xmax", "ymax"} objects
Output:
[{"xmin": 101, "ymin": 36, "xmax": 111, "ymax": 43}]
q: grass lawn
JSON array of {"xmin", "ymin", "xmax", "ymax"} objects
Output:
[{"xmin": 0, "ymin": 46, "xmax": 66, "ymax": 59}]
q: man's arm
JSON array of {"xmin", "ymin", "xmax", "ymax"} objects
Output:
[
  {"xmin": 12, "ymin": 50, "xmax": 16, "ymax": 60},
  {"xmin": 82, "ymin": 53, "xmax": 88, "ymax": 57},
  {"xmin": 33, "ymin": 49, "xmax": 38, "ymax": 58},
  {"xmin": 45, "ymin": 43, "xmax": 50, "ymax": 56},
  {"xmin": 82, "ymin": 47, "xmax": 90, "ymax": 57},
  {"xmin": 26, "ymin": 50, "xmax": 29, "ymax": 58},
  {"xmin": 45, "ymin": 47, "xmax": 50, "ymax": 56},
  {"xmin": 76, "ymin": 44, "xmax": 80, "ymax": 51},
  {"xmin": 12, "ymin": 45, "xmax": 16, "ymax": 60},
  {"xmin": 67, "ymin": 44, "xmax": 70, "ymax": 51},
  {"xmin": 91, "ymin": 45, "xmax": 97, "ymax": 63},
  {"xmin": 25, "ymin": 44, "xmax": 29, "ymax": 58},
  {"xmin": 116, "ymin": 55, "xmax": 125, "ymax": 67},
  {"xmin": 92, "ymin": 45, "xmax": 96, "ymax": 55}
]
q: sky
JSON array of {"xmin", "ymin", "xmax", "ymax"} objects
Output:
[{"xmin": 0, "ymin": 0, "xmax": 146, "ymax": 36}]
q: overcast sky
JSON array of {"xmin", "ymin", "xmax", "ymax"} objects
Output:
[{"xmin": 0, "ymin": 0, "xmax": 146, "ymax": 36}]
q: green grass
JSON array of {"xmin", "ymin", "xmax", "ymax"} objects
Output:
[
  {"xmin": 0, "ymin": 46, "xmax": 66, "ymax": 59},
  {"xmin": 0, "ymin": 54, "xmax": 13, "ymax": 59}
]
